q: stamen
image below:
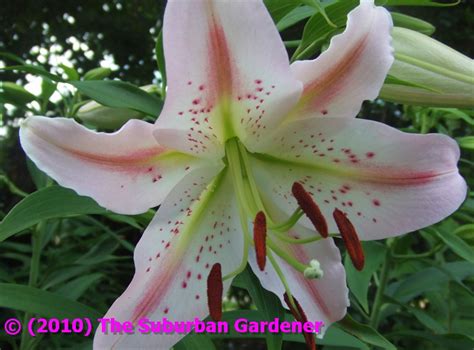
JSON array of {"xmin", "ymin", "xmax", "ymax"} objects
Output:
[
  {"xmin": 333, "ymin": 209, "xmax": 365, "ymax": 271},
  {"xmin": 253, "ymin": 211, "xmax": 267, "ymax": 271},
  {"xmin": 292, "ymin": 182, "xmax": 328, "ymax": 238},
  {"xmin": 283, "ymin": 293, "xmax": 316, "ymax": 350},
  {"xmin": 207, "ymin": 263, "xmax": 223, "ymax": 321}
]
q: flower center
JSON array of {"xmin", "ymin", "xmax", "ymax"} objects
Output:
[
  {"xmin": 221, "ymin": 137, "xmax": 365, "ymax": 290},
  {"xmin": 223, "ymin": 138, "xmax": 327, "ymax": 293}
]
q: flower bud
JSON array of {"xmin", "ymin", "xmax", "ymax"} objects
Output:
[
  {"xmin": 380, "ymin": 27, "xmax": 474, "ymax": 108},
  {"xmin": 77, "ymin": 84, "xmax": 158, "ymax": 129}
]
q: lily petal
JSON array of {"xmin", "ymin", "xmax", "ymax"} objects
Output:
[
  {"xmin": 288, "ymin": 0, "xmax": 393, "ymax": 120},
  {"xmin": 249, "ymin": 224, "xmax": 348, "ymax": 334},
  {"xmin": 155, "ymin": 0, "xmax": 302, "ymax": 157},
  {"xmin": 93, "ymin": 167, "xmax": 243, "ymax": 349},
  {"xmin": 250, "ymin": 117, "xmax": 466, "ymax": 240},
  {"xmin": 20, "ymin": 116, "xmax": 217, "ymax": 214}
]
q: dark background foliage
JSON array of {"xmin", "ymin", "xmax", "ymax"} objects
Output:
[{"xmin": 1, "ymin": 1, "xmax": 473, "ymax": 349}]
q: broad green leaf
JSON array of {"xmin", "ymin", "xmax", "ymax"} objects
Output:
[
  {"xmin": 26, "ymin": 158, "xmax": 50, "ymax": 189},
  {"xmin": 54, "ymin": 273, "xmax": 103, "ymax": 300},
  {"xmin": 277, "ymin": 5, "xmax": 316, "ymax": 31},
  {"xmin": 70, "ymin": 80, "xmax": 163, "ymax": 117},
  {"xmin": 59, "ymin": 64, "xmax": 80, "ymax": 81},
  {"xmin": 0, "ymin": 51, "xmax": 26, "ymax": 64},
  {"xmin": 0, "ymin": 82, "xmax": 37, "ymax": 105},
  {"xmin": 390, "ymin": 12, "xmax": 435, "ymax": 35},
  {"xmin": 0, "ymin": 283, "xmax": 101, "ymax": 320},
  {"xmin": 454, "ymin": 224, "xmax": 474, "ymax": 244},
  {"xmin": 1, "ymin": 64, "xmax": 65, "ymax": 82},
  {"xmin": 384, "ymin": 295, "xmax": 446, "ymax": 333},
  {"xmin": 388, "ymin": 330, "xmax": 474, "ymax": 349},
  {"xmin": 0, "ymin": 185, "xmax": 107, "ymax": 242},
  {"xmin": 174, "ymin": 334, "xmax": 217, "ymax": 350},
  {"xmin": 432, "ymin": 228, "xmax": 474, "ymax": 263},
  {"xmin": 83, "ymin": 67, "xmax": 112, "ymax": 80},
  {"xmin": 292, "ymin": 0, "xmax": 358, "ymax": 60},
  {"xmin": 457, "ymin": 136, "xmax": 474, "ymax": 150},
  {"xmin": 264, "ymin": 0, "xmax": 301, "ymax": 23},
  {"xmin": 433, "ymin": 108, "xmax": 474, "ymax": 126},
  {"xmin": 377, "ymin": 0, "xmax": 460, "ymax": 6},
  {"xmin": 40, "ymin": 77, "xmax": 57, "ymax": 104},
  {"xmin": 345, "ymin": 241, "xmax": 387, "ymax": 313},
  {"xmin": 233, "ymin": 267, "xmax": 284, "ymax": 350},
  {"xmin": 387, "ymin": 261, "xmax": 474, "ymax": 302},
  {"xmin": 338, "ymin": 315, "xmax": 397, "ymax": 350}
]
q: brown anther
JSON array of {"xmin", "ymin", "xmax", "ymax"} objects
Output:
[
  {"xmin": 207, "ymin": 263, "xmax": 223, "ymax": 321},
  {"xmin": 283, "ymin": 293, "xmax": 316, "ymax": 350},
  {"xmin": 292, "ymin": 182, "xmax": 328, "ymax": 238},
  {"xmin": 253, "ymin": 211, "xmax": 267, "ymax": 271},
  {"xmin": 333, "ymin": 208, "xmax": 365, "ymax": 271}
]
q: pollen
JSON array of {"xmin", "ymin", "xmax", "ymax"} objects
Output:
[
  {"xmin": 207, "ymin": 263, "xmax": 223, "ymax": 321},
  {"xmin": 333, "ymin": 208, "xmax": 365, "ymax": 271},
  {"xmin": 292, "ymin": 182, "xmax": 329, "ymax": 238},
  {"xmin": 253, "ymin": 211, "xmax": 267, "ymax": 271}
]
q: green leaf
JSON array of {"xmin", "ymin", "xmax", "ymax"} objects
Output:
[
  {"xmin": 384, "ymin": 295, "xmax": 446, "ymax": 333},
  {"xmin": 0, "ymin": 185, "xmax": 107, "ymax": 242},
  {"xmin": 1, "ymin": 64, "xmax": 65, "ymax": 82},
  {"xmin": 83, "ymin": 67, "xmax": 112, "ymax": 80},
  {"xmin": 0, "ymin": 82, "xmax": 37, "ymax": 105},
  {"xmin": 432, "ymin": 228, "xmax": 474, "ymax": 263},
  {"xmin": 40, "ymin": 78, "xmax": 57, "ymax": 104},
  {"xmin": 457, "ymin": 136, "xmax": 474, "ymax": 150},
  {"xmin": 388, "ymin": 261, "xmax": 474, "ymax": 302},
  {"xmin": 377, "ymin": 0, "xmax": 460, "ymax": 7},
  {"xmin": 264, "ymin": 0, "xmax": 301, "ymax": 23},
  {"xmin": 54, "ymin": 273, "xmax": 103, "ymax": 300},
  {"xmin": 338, "ymin": 315, "xmax": 397, "ymax": 350},
  {"xmin": 346, "ymin": 241, "xmax": 387, "ymax": 314},
  {"xmin": 292, "ymin": 0, "xmax": 358, "ymax": 60},
  {"xmin": 0, "ymin": 51, "xmax": 26, "ymax": 64},
  {"xmin": 233, "ymin": 267, "xmax": 284, "ymax": 350},
  {"xmin": 277, "ymin": 6, "xmax": 316, "ymax": 32},
  {"xmin": 69, "ymin": 80, "xmax": 163, "ymax": 117},
  {"xmin": 0, "ymin": 283, "xmax": 101, "ymax": 320},
  {"xmin": 388, "ymin": 330, "xmax": 474, "ymax": 349},
  {"xmin": 174, "ymin": 334, "xmax": 217, "ymax": 350},
  {"xmin": 59, "ymin": 64, "xmax": 80, "ymax": 81}
]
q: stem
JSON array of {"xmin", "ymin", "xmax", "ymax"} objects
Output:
[
  {"xmin": 369, "ymin": 249, "xmax": 391, "ymax": 328},
  {"xmin": 267, "ymin": 239, "xmax": 307, "ymax": 273},
  {"xmin": 272, "ymin": 232, "xmax": 338, "ymax": 245},
  {"xmin": 267, "ymin": 251, "xmax": 296, "ymax": 309},
  {"xmin": 20, "ymin": 222, "xmax": 44, "ymax": 350}
]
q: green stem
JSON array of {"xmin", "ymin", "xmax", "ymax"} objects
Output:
[
  {"xmin": 20, "ymin": 222, "xmax": 44, "ymax": 350},
  {"xmin": 269, "ymin": 208, "xmax": 303, "ymax": 232},
  {"xmin": 369, "ymin": 249, "xmax": 391, "ymax": 328},
  {"xmin": 267, "ymin": 239, "xmax": 307, "ymax": 273}
]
